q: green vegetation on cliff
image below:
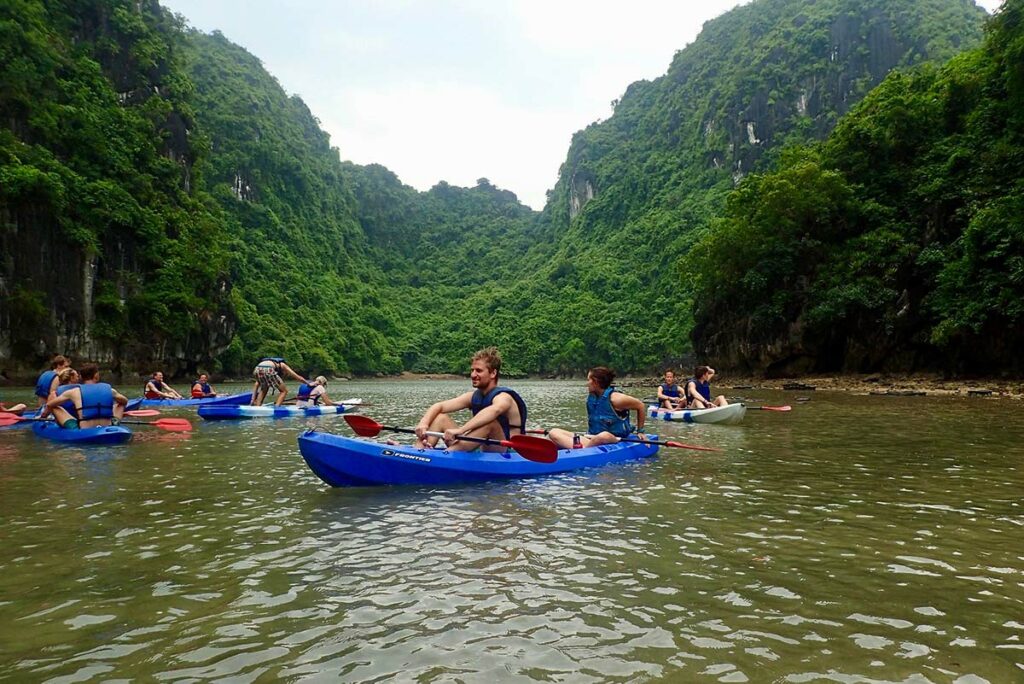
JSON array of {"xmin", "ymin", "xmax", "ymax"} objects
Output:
[{"xmin": 691, "ymin": 0, "xmax": 1024, "ymax": 375}]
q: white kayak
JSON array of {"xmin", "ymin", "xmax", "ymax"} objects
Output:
[
  {"xmin": 198, "ymin": 399, "xmax": 362, "ymax": 420},
  {"xmin": 647, "ymin": 403, "xmax": 746, "ymax": 425}
]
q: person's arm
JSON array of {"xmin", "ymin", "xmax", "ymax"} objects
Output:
[
  {"xmin": 46, "ymin": 388, "xmax": 74, "ymax": 410},
  {"xmin": 319, "ymin": 389, "xmax": 334, "ymax": 406},
  {"xmin": 113, "ymin": 390, "xmax": 128, "ymax": 406},
  {"xmin": 612, "ymin": 392, "xmax": 646, "ymax": 434},
  {"xmin": 415, "ymin": 392, "xmax": 473, "ymax": 440},
  {"xmin": 279, "ymin": 363, "xmax": 308, "ymax": 384},
  {"xmin": 656, "ymin": 385, "xmax": 667, "ymax": 401},
  {"xmin": 685, "ymin": 381, "xmax": 711, "ymax": 409}
]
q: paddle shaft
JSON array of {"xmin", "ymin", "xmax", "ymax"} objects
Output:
[{"xmin": 381, "ymin": 425, "xmax": 510, "ymax": 448}]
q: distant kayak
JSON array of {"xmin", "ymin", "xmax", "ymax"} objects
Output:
[
  {"xmin": 647, "ymin": 403, "xmax": 746, "ymax": 425},
  {"xmin": 197, "ymin": 399, "xmax": 362, "ymax": 420},
  {"xmin": 136, "ymin": 391, "xmax": 252, "ymax": 408},
  {"xmin": 31, "ymin": 421, "xmax": 132, "ymax": 445},
  {"xmin": 297, "ymin": 431, "xmax": 660, "ymax": 487}
]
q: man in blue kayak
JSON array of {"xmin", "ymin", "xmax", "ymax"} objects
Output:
[
  {"xmin": 34, "ymin": 354, "xmax": 70, "ymax": 408},
  {"xmin": 145, "ymin": 371, "xmax": 183, "ymax": 400},
  {"xmin": 413, "ymin": 346, "xmax": 528, "ymax": 452},
  {"xmin": 656, "ymin": 369, "xmax": 685, "ymax": 410},
  {"xmin": 549, "ymin": 366, "xmax": 647, "ymax": 449},
  {"xmin": 685, "ymin": 365, "xmax": 729, "ymax": 409},
  {"xmin": 46, "ymin": 364, "xmax": 128, "ymax": 429}
]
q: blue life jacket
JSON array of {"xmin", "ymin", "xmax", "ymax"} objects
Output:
[
  {"xmin": 295, "ymin": 383, "xmax": 319, "ymax": 404},
  {"xmin": 660, "ymin": 382, "xmax": 680, "ymax": 398},
  {"xmin": 192, "ymin": 381, "xmax": 212, "ymax": 396},
  {"xmin": 587, "ymin": 386, "xmax": 633, "ymax": 438},
  {"xmin": 54, "ymin": 383, "xmax": 81, "ymax": 418},
  {"xmin": 259, "ymin": 357, "xmax": 286, "ymax": 364},
  {"xmin": 79, "ymin": 383, "xmax": 115, "ymax": 421},
  {"xmin": 688, "ymin": 378, "xmax": 711, "ymax": 402},
  {"xmin": 470, "ymin": 386, "xmax": 528, "ymax": 439},
  {"xmin": 146, "ymin": 377, "xmax": 167, "ymax": 393},
  {"xmin": 35, "ymin": 370, "xmax": 58, "ymax": 398}
]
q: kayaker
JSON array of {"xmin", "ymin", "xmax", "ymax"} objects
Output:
[
  {"xmin": 46, "ymin": 364, "xmax": 128, "ymax": 429},
  {"xmin": 294, "ymin": 376, "xmax": 334, "ymax": 408},
  {"xmin": 33, "ymin": 354, "xmax": 70, "ymax": 408},
  {"xmin": 190, "ymin": 373, "xmax": 217, "ymax": 398},
  {"xmin": 250, "ymin": 357, "xmax": 309, "ymax": 406},
  {"xmin": 145, "ymin": 371, "xmax": 183, "ymax": 400},
  {"xmin": 685, "ymin": 365, "xmax": 728, "ymax": 409},
  {"xmin": 38, "ymin": 367, "xmax": 79, "ymax": 419},
  {"xmin": 549, "ymin": 366, "xmax": 647, "ymax": 449},
  {"xmin": 656, "ymin": 370, "xmax": 685, "ymax": 410},
  {"xmin": 412, "ymin": 346, "xmax": 528, "ymax": 452}
]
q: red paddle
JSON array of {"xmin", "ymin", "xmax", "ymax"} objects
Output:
[
  {"xmin": 526, "ymin": 428, "xmax": 722, "ymax": 452},
  {"xmin": 0, "ymin": 414, "xmax": 192, "ymax": 432},
  {"xmin": 344, "ymin": 414, "xmax": 558, "ymax": 464}
]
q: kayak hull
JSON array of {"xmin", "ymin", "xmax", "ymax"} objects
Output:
[
  {"xmin": 31, "ymin": 421, "xmax": 133, "ymax": 445},
  {"xmin": 297, "ymin": 431, "xmax": 660, "ymax": 487},
  {"xmin": 647, "ymin": 403, "xmax": 746, "ymax": 425},
  {"xmin": 136, "ymin": 391, "xmax": 252, "ymax": 408},
  {"xmin": 198, "ymin": 399, "xmax": 361, "ymax": 420}
]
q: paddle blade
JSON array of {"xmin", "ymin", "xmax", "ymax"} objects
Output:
[
  {"xmin": 125, "ymin": 409, "xmax": 160, "ymax": 417},
  {"xmin": 344, "ymin": 414, "xmax": 384, "ymax": 437},
  {"xmin": 0, "ymin": 414, "xmax": 25, "ymax": 426},
  {"xmin": 150, "ymin": 418, "xmax": 193, "ymax": 431},
  {"xmin": 664, "ymin": 440, "xmax": 722, "ymax": 452},
  {"xmin": 506, "ymin": 435, "xmax": 558, "ymax": 463}
]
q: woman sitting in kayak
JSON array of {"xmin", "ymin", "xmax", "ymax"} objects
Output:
[
  {"xmin": 46, "ymin": 364, "xmax": 128, "ymax": 429},
  {"xmin": 145, "ymin": 371, "xmax": 183, "ymax": 400},
  {"xmin": 294, "ymin": 376, "xmax": 335, "ymax": 408},
  {"xmin": 34, "ymin": 354, "xmax": 70, "ymax": 408},
  {"xmin": 686, "ymin": 366, "xmax": 729, "ymax": 409},
  {"xmin": 191, "ymin": 373, "xmax": 218, "ymax": 398},
  {"xmin": 548, "ymin": 366, "xmax": 647, "ymax": 449},
  {"xmin": 250, "ymin": 357, "xmax": 309, "ymax": 406}
]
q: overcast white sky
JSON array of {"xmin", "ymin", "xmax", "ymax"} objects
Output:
[{"xmin": 161, "ymin": 0, "xmax": 1003, "ymax": 209}]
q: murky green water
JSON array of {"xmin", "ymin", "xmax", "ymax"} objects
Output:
[{"xmin": 1, "ymin": 379, "xmax": 1023, "ymax": 682}]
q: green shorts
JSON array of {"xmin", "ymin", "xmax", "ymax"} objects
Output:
[{"xmin": 62, "ymin": 418, "xmax": 80, "ymax": 430}]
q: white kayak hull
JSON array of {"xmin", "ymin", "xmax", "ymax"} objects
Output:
[
  {"xmin": 647, "ymin": 403, "xmax": 746, "ymax": 425},
  {"xmin": 198, "ymin": 399, "xmax": 362, "ymax": 420}
]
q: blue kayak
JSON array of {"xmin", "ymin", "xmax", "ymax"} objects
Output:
[
  {"xmin": 31, "ymin": 421, "xmax": 133, "ymax": 445},
  {"xmin": 2, "ymin": 399, "xmax": 141, "ymax": 430},
  {"xmin": 136, "ymin": 391, "xmax": 252, "ymax": 408},
  {"xmin": 198, "ymin": 399, "xmax": 361, "ymax": 420},
  {"xmin": 297, "ymin": 431, "xmax": 660, "ymax": 487}
]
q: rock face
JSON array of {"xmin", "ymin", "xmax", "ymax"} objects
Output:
[{"xmin": 0, "ymin": 0, "xmax": 235, "ymax": 377}]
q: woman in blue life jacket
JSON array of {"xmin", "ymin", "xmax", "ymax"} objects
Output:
[
  {"xmin": 38, "ymin": 367, "xmax": 79, "ymax": 420},
  {"xmin": 685, "ymin": 365, "xmax": 729, "ymax": 409},
  {"xmin": 34, "ymin": 354, "xmax": 70, "ymax": 408},
  {"xmin": 294, "ymin": 376, "xmax": 334, "ymax": 408},
  {"xmin": 656, "ymin": 369, "xmax": 686, "ymax": 410},
  {"xmin": 413, "ymin": 346, "xmax": 528, "ymax": 452},
  {"xmin": 251, "ymin": 357, "xmax": 309, "ymax": 406},
  {"xmin": 46, "ymin": 364, "xmax": 128, "ymax": 429},
  {"xmin": 548, "ymin": 366, "xmax": 647, "ymax": 449},
  {"xmin": 191, "ymin": 373, "xmax": 217, "ymax": 398}
]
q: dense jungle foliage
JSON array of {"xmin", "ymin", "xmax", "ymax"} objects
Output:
[
  {"xmin": 691, "ymin": 0, "xmax": 1024, "ymax": 375},
  {"xmin": 3, "ymin": 0, "xmax": 1017, "ymax": 379}
]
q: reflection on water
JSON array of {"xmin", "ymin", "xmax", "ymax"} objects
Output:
[{"xmin": 1, "ymin": 380, "xmax": 1023, "ymax": 681}]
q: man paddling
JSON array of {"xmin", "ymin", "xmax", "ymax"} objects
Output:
[
  {"xmin": 145, "ymin": 371, "xmax": 183, "ymax": 400},
  {"xmin": 412, "ymin": 346, "xmax": 528, "ymax": 452},
  {"xmin": 548, "ymin": 366, "xmax": 647, "ymax": 449},
  {"xmin": 46, "ymin": 364, "xmax": 128, "ymax": 429}
]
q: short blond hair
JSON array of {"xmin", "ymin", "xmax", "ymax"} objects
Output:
[{"xmin": 471, "ymin": 347, "xmax": 502, "ymax": 373}]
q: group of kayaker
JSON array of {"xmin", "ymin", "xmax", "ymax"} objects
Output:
[
  {"xmin": 144, "ymin": 372, "xmax": 219, "ymax": 400},
  {"xmin": 34, "ymin": 359, "xmax": 130, "ymax": 430},
  {"xmin": 656, "ymin": 366, "xmax": 729, "ymax": 411}
]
